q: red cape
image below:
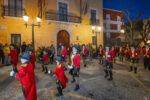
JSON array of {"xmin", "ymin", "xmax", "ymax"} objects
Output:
[
  {"xmin": 9, "ymin": 49, "xmax": 18, "ymax": 67},
  {"xmin": 52, "ymin": 64, "xmax": 68, "ymax": 88},
  {"xmin": 30, "ymin": 54, "xmax": 35, "ymax": 69},
  {"xmin": 16, "ymin": 63, "xmax": 37, "ymax": 100}
]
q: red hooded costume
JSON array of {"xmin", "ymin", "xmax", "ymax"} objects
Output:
[
  {"xmin": 16, "ymin": 63, "xmax": 37, "ymax": 100},
  {"xmin": 43, "ymin": 54, "xmax": 49, "ymax": 63},
  {"xmin": 83, "ymin": 48, "xmax": 88, "ymax": 55},
  {"xmin": 128, "ymin": 49, "xmax": 140, "ymax": 58},
  {"xmin": 52, "ymin": 64, "xmax": 68, "ymax": 88},
  {"xmin": 9, "ymin": 49, "xmax": 18, "ymax": 67},
  {"xmin": 142, "ymin": 48, "xmax": 150, "ymax": 58},
  {"xmin": 30, "ymin": 54, "xmax": 35, "ymax": 69},
  {"xmin": 104, "ymin": 50, "xmax": 115, "ymax": 62},
  {"xmin": 61, "ymin": 49, "xmax": 68, "ymax": 59},
  {"xmin": 69, "ymin": 54, "xmax": 80, "ymax": 69}
]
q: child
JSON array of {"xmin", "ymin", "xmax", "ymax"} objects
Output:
[
  {"xmin": 29, "ymin": 50, "xmax": 35, "ymax": 69},
  {"xmin": 9, "ymin": 44, "xmax": 18, "ymax": 72},
  {"xmin": 42, "ymin": 50, "xmax": 49, "ymax": 74},
  {"xmin": 49, "ymin": 56, "xmax": 68, "ymax": 97},
  {"xmin": 10, "ymin": 53, "xmax": 37, "ymax": 100}
]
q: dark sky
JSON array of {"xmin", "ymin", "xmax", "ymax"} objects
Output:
[{"xmin": 103, "ymin": 0, "xmax": 150, "ymax": 21}]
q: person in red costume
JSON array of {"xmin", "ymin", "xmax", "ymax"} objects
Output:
[
  {"xmin": 82, "ymin": 44, "xmax": 88, "ymax": 67},
  {"xmin": 42, "ymin": 50, "xmax": 49, "ymax": 74},
  {"xmin": 142, "ymin": 45, "xmax": 150, "ymax": 70},
  {"xmin": 103, "ymin": 44, "xmax": 115, "ymax": 80},
  {"xmin": 112, "ymin": 46, "xmax": 116, "ymax": 64},
  {"xmin": 98, "ymin": 45, "xmax": 105, "ymax": 65},
  {"xmin": 10, "ymin": 53, "xmax": 37, "ymax": 100},
  {"xmin": 9, "ymin": 44, "xmax": 18, "ymax": 72},
  {"xmin": 29, "ymin": 50, "xmax": 35, "ymax": 69},
  {"xmin": 128, "ymin": 46, "xmax": 140, "ymax": 73},
  {"xmin": 68, "ymin": 44, "xmax": 80, "ymax": 91},
  {"xmin": 48, "ymin": 56, "xmax": 68, "ymax": 97},
  {"xmin": 119, "ymin": 46, "xmax": 124, "ymax": 62},
  {"xmin": 60, "ymin": 45, "xmax": 68, "ymax": 71}
]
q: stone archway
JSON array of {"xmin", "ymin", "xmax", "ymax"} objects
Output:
[{"xmin": 57, "ymin": 30, "xmax": 70, "ymax": 49}]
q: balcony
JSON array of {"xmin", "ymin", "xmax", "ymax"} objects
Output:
[
  {"xmin": 45, "ymin": 11, "xmax": 81, "ymax": 23},
  {"xmin": 2, "ymin": 6, "xmax": 25, "ymax": 17},
  {"xmin": 90, "ymin": 19, "xmax": 100, "ymax": 25}
]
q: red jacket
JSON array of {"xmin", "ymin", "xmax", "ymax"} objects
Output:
[
  {"xmin": 104, "ymin": 50, "xmax": 115, "ymax": 62},
  {"xmin": 83, "ymin": 48, "xmax": 88, "ymax": 55},
  {"xmin": 9, "ymin": 49, "xmax": 18, "ymax": 67},
  {"xmin": 43, "ymin": 54, "xmax": 49, "ymax": 63},
  {"xmin": 142, "ymin": 48, "xmax": 150, "ymax": 58},
  {"xmin": 61, "ymin": 49, "xmax": 68, "ymax": 59},
  {"xmin": 119, "ymin": 49, "xmax": 124, "ymax": 54},
  {"xmin": 52, "ymin": 64, "xmax": 68, "ymax": 88},
  {"xmin": 128, "ymin": 49, "xmax": 139, "ymax": 58},
  {"xmin": 69, "ymin": 54, "xmax": 80, "ymax": 68},
  {"xmin": 16, "ymin": 63, "xmax": 37, "ymax": 100},
  {"xmin": 99, "ymin": 48, "xmax": 105, "ymax": 55},
  {"xmin": 30, "ymin": 54, "xmax": 35, "ymax": 69}
]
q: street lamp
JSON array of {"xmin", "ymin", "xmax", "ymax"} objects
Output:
[
  {"xmin": 91, "ymin": 26, "xmax": 102, "ymax": 50},
  {"xmin": 23, "ymin": 14, "xmax": 41, "ymax": 55},
  {"xmin": 120, "ymin": 29, "xmax": 125, "ymax": 33}
]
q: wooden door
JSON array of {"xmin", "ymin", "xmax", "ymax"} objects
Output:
[
  {"xmin": 11, "ymin": 34, "xmax": 21, "ymax": 46},
  {"xmin": 57, "ymin": 30, "xmax": 70, "ymax": 49}
]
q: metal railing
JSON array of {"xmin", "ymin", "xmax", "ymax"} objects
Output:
[
  {"xmin": 45, "ymin": 11, "xmax": 81, "ymax": 23},
  {"xmin": 2, "ymin": 5, "xmax": 25, "ymax": 17},
  {"xmin": 90, "ymin": 19, "xmax": 100, "ymax": 25}
]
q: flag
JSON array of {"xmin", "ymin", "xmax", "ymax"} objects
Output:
[
  {"xmin": 84, "ymin": 3, "xmax": 88, "ymax": 15},
  {"xmin": 37, "ymin": 0, "xmax": 47, "ymax": 18}
]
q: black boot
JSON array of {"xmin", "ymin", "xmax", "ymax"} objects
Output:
[
  {"xmin": 129, "ymin": 66, "xmax": 133, "ymax": 72},
  {"xmin": 42, "ymin": 65, "xmax": 45, "ymax": 72},
  {"xmin": 74, "ymin": 84, "xmax": 80, "ymax": 91},
  {"xmin": 108, "ymin": 71, "xmax": 113, "ymax": 81},
  {"xmin": 104, "ymin": 69, "xmax": 108, "ymax": 78},
  {"xmin": 56, "ymin": 87, "xmax": 63, "ymax": 97},
  {"xmin": 13, "ymin": 68, "xmax": 18, "ymax": 72},
  {"xmin": 134, "ymin": 67, "xmax": 137, "ymax": 74},
  {"xmin": 44, "ymin": 66, "xmax": 48, "ymax": 74},
  {"xmin": 71, "ymin": 77, "xmax": 76, "ymax": 83},
  {"xmin": 84, "ymin": 64, "xmax": 86, "ymax": 67}
]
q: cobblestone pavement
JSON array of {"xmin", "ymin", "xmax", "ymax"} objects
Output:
[{"xmin": 0, "ymin": 57, "xmax": 150, "ymax": 100}]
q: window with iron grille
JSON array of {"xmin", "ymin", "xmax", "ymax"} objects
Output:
[
  {"xmin": 59, "ymin": 2, "xmax": 68, "ymax": 22},
  {"xmin": 7, "ymin": 0, "xmax": 23, "ymax": 17},
  {"xmin": 92, "ymin": 36, "xmax": 97, "ymax": 45}
]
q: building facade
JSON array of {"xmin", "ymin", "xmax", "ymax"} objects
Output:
[
  {"xmin": 0, "ymin": 0, "xmax": 103, "ymax": 51},
  {"xmin": 103, "ymin": 8, "xmax": 124, "ymax": 45}
]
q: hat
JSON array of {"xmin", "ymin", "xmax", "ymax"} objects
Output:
[
  {"xmin": 105, "ymin": 44, "xmax": 110, "ymax": 47},
  {"xmin": 56, "ymin": 56, "xmax": 61, "ymax": 62},
  {"xmin": 21, "ymin": 53, "xmax": 30, "ymax": 61},
  {"xmin": 73, "ymin": 44, "xmax": 79, "ymax": 50}
]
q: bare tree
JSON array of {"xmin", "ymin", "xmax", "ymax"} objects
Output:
[{"xmin": 124, "ymin": 10, "xmax": 144, "ymax": 45}]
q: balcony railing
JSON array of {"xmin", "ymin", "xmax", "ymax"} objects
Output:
[
  {"xmin": 90, "ymin": 19, "xmax": 100, "ymax": 25},
  {"xmin": 2, "ymin": 6, "xmax": 25, "ymax": 17},
  {"xmin": 45, "ymin": 11, "xmax": 81, "ymax": 23}
]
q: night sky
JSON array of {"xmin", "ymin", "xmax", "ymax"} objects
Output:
[{"xmin": 103, "ymin": 0, "xmax": 150, "ymax": 21}]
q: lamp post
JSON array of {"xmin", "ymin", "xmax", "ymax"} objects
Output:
[
  {"xmin": 23, "ymin": 14, "xmax": 41, "ymax": 55},
  {"xmin": 91, "ymin": 26, "xmax": 102, "ymax": 50}
]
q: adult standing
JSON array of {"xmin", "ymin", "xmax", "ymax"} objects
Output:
[
  {"xmin": 50, "ymin": 44, "xmax": 55, "ymax": 64},
  {"xmin": 0, "ymin": 43, "xmax": 4, "ymax": 65},
  {"xmin": 21, "ymin": 42, "xmax": 27, "ymax": 54},
  {"xmin": 3, "ymin": 43, "xmax": 10, "ymax": 66}
]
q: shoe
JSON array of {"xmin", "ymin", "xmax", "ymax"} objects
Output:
[
  {"xmin": 107, "ymin": 71, "xmax": 113, "ymax": 81},
  {"xmin": 44, "ymin": 66, "xmax": 48, "ymax": 74},
  {"xmin": 71, "ymin": 78, "xmax": 76, "ymax": 83},
  {"xmin": 104, "ymin": 70, "xmax": 108, "ymax": 78},
  {"xmin": 84, "ymin": 64, "xmax": 86, "ymax": 67},
  {"xmin": 56, "ymin": 87, "xmax": 63, "ymax": 97},
  {"xmin": 42, "ymin": 65, "xmax": 45, "ymax": 72},
  {"xmin": 129, "ymin": 66, "xmax": 133, "ymax": 72},
  {"xmin": 134, "ymin": 67, "xmax": 137, "ymax": 74},
  {"xmin": 74, "ymin": 84, "xmax": 80, "ymax": 91}
]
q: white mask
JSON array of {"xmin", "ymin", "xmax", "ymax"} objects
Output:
[{"xmin": 21, "ymin": 59, "xmax": 28, "ymax": 64}]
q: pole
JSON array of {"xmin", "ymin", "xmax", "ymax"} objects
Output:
[
  {"xmin": 32, "ymin": 18, "xmax": 35, "ymax": 56},
  {"xmin": 80, "ymin": 0, "xmax": 82, "ymax": 20},
  {"xmin": 96, "ymin": 32, "xmax": 97, "ymax": 50}
]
